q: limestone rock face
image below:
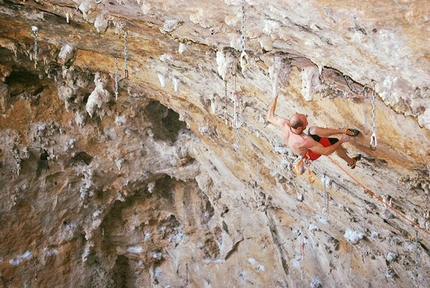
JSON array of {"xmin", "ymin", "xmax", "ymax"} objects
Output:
[{"xmin": 0, "ymin": 0, "xmax": 429, "ymax": 287}]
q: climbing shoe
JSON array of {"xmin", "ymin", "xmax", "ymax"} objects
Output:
[
  {"xmin": 345, "ymin": 128, "xmax": 361, "ymax": 137},
  {"xmin": 348, "ymin": 154, "xmax": 361, "ymax": 169}
]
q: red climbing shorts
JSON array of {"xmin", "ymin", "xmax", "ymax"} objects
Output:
[{"xmin": 307, "ymin": 135, "xmax": 338, "ymax": 161}]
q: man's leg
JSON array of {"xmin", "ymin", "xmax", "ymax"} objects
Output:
[
  {"xmin": 309, "ymin": 126, "xmax": 361, "ymax": 137},
  {"xmin": 314, "ymin": 135, "xmax": 361, "ymax": 169},
  {"xmin": 309, "ymin": 126, "xmax": 344, "ymax": 137},
  {"xmin": 336, "ymin": 146, "xmax": 361, "ymax": 169},
  {"xmin": 334, "ymin": 146, "xmax": 354, "ymax": 166}
]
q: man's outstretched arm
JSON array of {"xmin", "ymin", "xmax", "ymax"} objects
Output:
[{"xmin": 267, "ymin": 95, "xmax": 289, "ymax": 128}]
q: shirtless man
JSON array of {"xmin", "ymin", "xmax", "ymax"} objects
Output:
[{"xmin": 266, "ymin": 95, "xmax": 361, "ymax": 169}]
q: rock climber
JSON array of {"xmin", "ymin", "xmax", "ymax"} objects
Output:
[{"xmin": 266, "ymin": 95, "xmax": 361, "ymax": 170}]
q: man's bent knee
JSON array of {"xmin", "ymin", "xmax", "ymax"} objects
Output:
[{"xmin": 308, "ymin": 126, "xmax": 318, "ymax": 135}]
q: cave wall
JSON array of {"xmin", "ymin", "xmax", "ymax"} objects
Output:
[{"xmin": 0, "ymin": 0, "xmax": 429, "ymax": 287}]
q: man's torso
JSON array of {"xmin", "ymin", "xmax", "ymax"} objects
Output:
[{"xmin": 281, "ymin": 126, "xmax": 309, "ymax": 156}]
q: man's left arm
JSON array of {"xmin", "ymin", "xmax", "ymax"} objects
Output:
[{"xmin": 267, "ymin": 96, "xmax": 289, "ymax": 128}]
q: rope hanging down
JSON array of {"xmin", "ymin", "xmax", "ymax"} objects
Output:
[
  {"xmin": 31, "ymin": 26, "xmax": 38, "ymax": 69},
  {"xmin": 239, "ymin": 0, "xmax": 249, "ymax": 73},
  {"xmin": 328, "ymin": 156, "xmax": 430, "ymax": 236},
  {"xmin": 230, "ymin": 63, "xmax": 241, "ymax": 151},
  {"xmin": 370, "ymin": 81, "xmax": 377, "ymax": 150},
  {"xmin": 124, "ymin": 29, "xmax": 129, "ymax": 78}
]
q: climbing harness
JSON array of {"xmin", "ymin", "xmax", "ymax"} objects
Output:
[
  {"xmin": 31, "ymin": 26, "xmax": 38, "ymax": 69},
  {"xmin": 114, "ymin": 57, "xmax": 119, "ymax": 100},
  {"xmin": 370, "ymin": 81, "xmax": 377, "ymax": 150},
  {"xmin": 239, "ymin": 0, "xmax": 249, "ymax": 73},
  {"xmin": 328, "ymin": 156, "xmax": 430, "ymax": 236},
  {"xmin": 321, "ymin": 174, "xmax": 329, "ymax": 216},
  {"xmin": 124, "ymin": 29, "xmax": 129, "ymax": 78}
]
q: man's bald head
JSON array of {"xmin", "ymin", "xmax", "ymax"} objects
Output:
[{"xmin": 290, "ymin": 114, "xmax": 308, "ymax": 129}]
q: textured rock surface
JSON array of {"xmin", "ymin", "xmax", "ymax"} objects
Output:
[{"xmin": 0, "ymin": 0, "xmax": 429, "ymax": 287}]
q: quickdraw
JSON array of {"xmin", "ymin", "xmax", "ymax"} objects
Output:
[
  {"xmin": 293, "ymin": 155, "xmax": 315, "ymax": 183},
  {"xmin": 240, "ymin": 51, "xmax": 249, "ymax": 73}
]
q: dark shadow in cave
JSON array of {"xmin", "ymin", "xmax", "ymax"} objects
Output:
[
  {"xmin": 144, "ymin": 100, "xmax": 186, "ymax": 143},
  {"xmin": 112, "ymin": 255, "xmax": 134, "ymax": 288}
]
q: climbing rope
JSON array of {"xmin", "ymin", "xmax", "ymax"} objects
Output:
[
  {"xmin": 327, "ymin": 156, "xmax": 430, "ymax": 236},
  {"xmin": 370, "ymin": 81, "xmax": 377, "ymax": 150},
  {"xmin": 31, "ymin": 26, "xmax": 38, "ymax": 68},
  {"xmin": 239, "ymin": 0, "xmax": 249, "ymax": 73},
  {"xmin": 124, "ymin": 29, "xmax": 129, "ymax": 78},
  {"xmin": 115, "ymin": 57, "xmax": 119, "ymax": 100}
]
